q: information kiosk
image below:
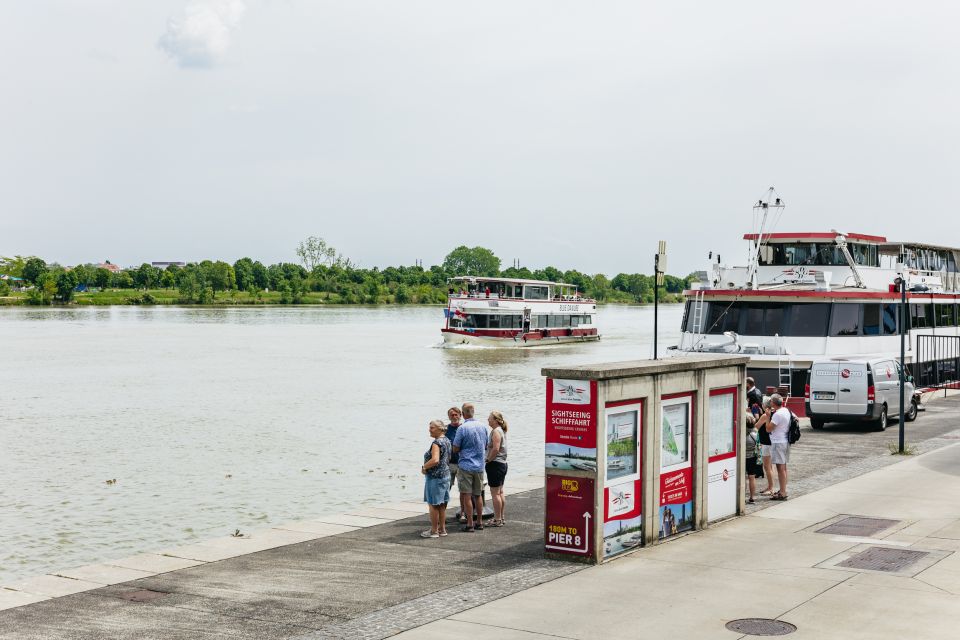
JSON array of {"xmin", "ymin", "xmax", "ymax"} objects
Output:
[{"xmin": 542, "ymin": 355, "xmax": 749, "ymax": 564}]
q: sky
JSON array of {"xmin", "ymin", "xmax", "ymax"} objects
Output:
[{"xmin": 2, "ymin": 1, "xmax": 959, "ymax": 276}]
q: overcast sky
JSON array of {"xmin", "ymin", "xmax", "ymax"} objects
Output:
[{"xmin": 2, "ymin": 1, "xmax": 958, "ymax": 276}]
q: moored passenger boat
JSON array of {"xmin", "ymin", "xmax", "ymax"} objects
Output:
[
  {"xmin": 673, "ymin": 189, "xmax": 960, "ymax": 415},
  {"xmin": 442, "ymin": 276, "xmax": 600, "ymax": 347}
]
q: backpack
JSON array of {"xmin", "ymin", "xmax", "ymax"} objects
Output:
[
  {"xmin": 749, "ymin": 431, "xmax": 762, "ymax": 465},
  {"xmin": 788, "ymin": 411, "xmax": 801, "ymax": 445}
]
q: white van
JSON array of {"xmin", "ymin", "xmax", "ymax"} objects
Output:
[{"xmin": 805, "ymin": 357, "xmax": 918, "ymax": 431}]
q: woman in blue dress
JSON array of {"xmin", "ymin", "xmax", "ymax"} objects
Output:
[{"xmin": 420, "ymin": 419, "xmax": 451, "ymax": 538}]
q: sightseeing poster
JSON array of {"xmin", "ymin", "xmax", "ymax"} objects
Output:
[
  {"xmin": 603, "ymin": 478, "xmax": 642, "ymax": 558},
  {"xmin": 605, "ymin": 408, "xmax": 639, "ymax": 482},
  {"xmin": 660, "ymin": 394, "xmax": 694, "ymax": 539},
  {"xmin": 545, "ymin": 475, "xmax": 595, "ymax": 558},
  {"xmin": 545, "ymin": 378, "xmax": 598, "ymax": 472}
]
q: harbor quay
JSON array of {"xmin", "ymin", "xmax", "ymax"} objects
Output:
[{"xmin": 2, "ymin": 394, "xmax": 960, "ymax": 639}]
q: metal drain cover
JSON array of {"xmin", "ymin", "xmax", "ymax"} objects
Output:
[
  {"xmin": 725, "ymin": 618, "xmax": 796, "ymax": 635},
  {"xmin": 118, "ymin": 589, "xmax": 168, "ymax": 603},
  {"xmin": 838, "ymin": 546, "xmax": 929, "ymax": 572},
  {"xmin": 816, "ymin": 516, "xmax": 899, "ymax": 537}
]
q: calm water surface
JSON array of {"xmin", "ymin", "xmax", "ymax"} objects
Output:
[{"xmin": 0, "ymin": 304, "xmax": 682, "ymax": 583}]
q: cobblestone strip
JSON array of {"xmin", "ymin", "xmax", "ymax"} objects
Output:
[{"xmin": 294, "ymin": 559, "xmax": 584, "ymax": 640}]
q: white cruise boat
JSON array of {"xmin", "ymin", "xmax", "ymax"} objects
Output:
[
  {"xmin": 673, "ymin": 189, "xmax": 960, "ymax": 415},
  {"xmin": 442, "ymin": 276, "xmax": 600, "ymax": 347}
]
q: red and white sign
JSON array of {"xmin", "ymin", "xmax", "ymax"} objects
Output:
[
  {"xmin": 545, "ymin": 475, "xmax": 595, "ymax": 557},
  {"xmin": 660, "ymin": 393, "xmax": 695, "ymax": 539},
  {"xmin": 546, "ymin": 378, "xmax": 598, "ymax": 452}
]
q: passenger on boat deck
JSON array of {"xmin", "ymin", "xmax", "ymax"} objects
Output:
[{"xmin": 484, "ymin": 286, "xmax": 490, "ymax": 298}]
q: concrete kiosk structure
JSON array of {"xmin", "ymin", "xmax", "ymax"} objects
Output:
[{"xmin": 542, "ymin": 354, "xmax": 750, "ymax": 564}]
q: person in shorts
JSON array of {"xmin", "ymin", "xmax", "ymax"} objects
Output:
[
  {"xmin": 484, "ymin": 411, "xmax": 509, "ymax": 526},
  {"xmin": 757, "ymin": 397, "xmax": 775, "ymax": 496},
  {"xmin": 744, "ymin": 412, "xmax": 764, "ymax": 503},
  {"xmin": 452, "ymin": 402, "xmax": 488, "ymax": 531},
  {"xmin": 445, "ymin": 406, "xmax": 463, "ymax": 490},
  {"xmin": 756, "ymin": 393, "xmax": 791, "ymax": 500}
]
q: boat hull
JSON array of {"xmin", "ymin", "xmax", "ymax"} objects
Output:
[{"xmin": 441, "ymin": 328, "xmax": 600, "ymax": 348}]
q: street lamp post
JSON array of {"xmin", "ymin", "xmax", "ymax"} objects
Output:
[{"xmin": 898, "ymin": 273, "xmax": 907, "ymax": 454}]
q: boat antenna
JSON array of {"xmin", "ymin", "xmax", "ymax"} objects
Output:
[{"xmin": 746, "ymin": 187, "xmax": 785, "ymax": 290}]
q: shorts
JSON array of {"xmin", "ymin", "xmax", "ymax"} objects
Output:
[
  {"xmin": 770, "ymin": 443, "xmax": 790, "ymax": 465},
  {"xmin": 448, "ymin": 463, "xmax": 459, "ymax": 487},
  {"xmin": 760, "ymin": 444, "xmax": 772, "ymax": 458},
  {"xmin": 457, "ymin": 469, "xmax": 484, "ymax": 496},
  {"xmin": 424, "ymin": 476, "xmax": 450, "ymax": 506},
  {"xmin": 746, "ymin": 457, "xmax": 765, "ymax": 478},
  {"xmin": 485, "ymin": 461, "xmax": 508, "ymax": 488}
]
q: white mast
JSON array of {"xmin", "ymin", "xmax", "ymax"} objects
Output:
[{"xmin": 746, "ymin": 187, "xmax": 785, "ymax": 290}]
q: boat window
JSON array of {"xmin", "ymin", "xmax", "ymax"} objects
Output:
[
  {"xmin": 910, "ymin": 304, "xmax": 933, "ymax": 329},
  {"xmin": 681, "ymin": 302, "xmax": 692, "ymax": 332},
  {"xmin": 722, "ymin": 304, "xmax": 742, "ymax": 333},
  {"xmin": 882, "ymin": 304, "xmax": 899, "ymax": 335},
  {"xmin": 829, "ymin": 304, "xmax": 861, "ymax": 336},
  {"xmin": 863, "ymin": 304, "xmax": 881, "ymax": 336},
  {"xmin": 571, "ymin": 315, "xmax": 580, "ymax": 327},
  {"xmin": 937, "ymin": 303, "xmax": 956, "ymax": 327},
  {"xmin": 785, "ymin": 303, "xmax": 830, "ymax": 337},
  {"xmin": 524, "ymin": 286, "xmax": 549, "ymax": 300},
  {"xmin": 705, "ymin": 302, "xmax": 729, "ymax": 334},
  {"xmin": 764, "ymin": 305, "xmax": 785, "ymax": 335},
  {"xmin": 744, "ymin": 304, "xmax": 765, "ymax": 335}
]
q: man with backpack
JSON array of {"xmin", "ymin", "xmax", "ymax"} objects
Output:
[{"xmin": 756, "ymin": 393, "xmax": 793, "ymax": 500}]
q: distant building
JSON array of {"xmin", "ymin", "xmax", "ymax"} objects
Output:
[
  {"xmin": 96, "ymin": 262, "xmax": 122, "ymax": 273},
  {"xmin": 151, "ymin": 261, "xmax": 186, "ymax": 269}
]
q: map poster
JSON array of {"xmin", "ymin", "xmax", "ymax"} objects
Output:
[
  {"xmin": 707, "ymin": 387, "xmax": 738, "ymax": 521},
  {"xmin": 661, "ymin": 401, "xmax": 690, "ymax": 469},
  {"xmin": 545, "ymin": 475, "xmax": 595, "ymax": 558},
  {"xmin": 545, "ymin": 379, "xmax": 598, "ymax": 472},
  {"xmin": 708, "ymin": 389, "xmax": 736, "ymax": 461}
]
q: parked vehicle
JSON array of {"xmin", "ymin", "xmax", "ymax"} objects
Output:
[{"xmin": 805, "ymin": 357, "xmax": 919, "ymax": 431}]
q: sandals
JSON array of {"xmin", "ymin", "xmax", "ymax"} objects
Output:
[
  {"xmin": 747, "ymin": 498, "xmax": 755, "ymax": 504},
  {"xmin": 460, "ymin": 525, "xmax": 475, "ymax": 532},
  {"xmin": 770, "ymin": 493, "xmax": 789, "ymax": 501},
  {"xmin": 420, "ymin": 530, "xmax": 439, "ymax": 538},
  {"xmin": 488, "ymin": 519, "xmax": 505, "ymax": 527},
  {"xmin": 759, "ymin": 490, "xmax": 774, "ymax": 496}
]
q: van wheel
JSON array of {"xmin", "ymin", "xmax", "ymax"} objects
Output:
[
  {"xmin": 811, "ymin": 418, "xmax": 825, "ymax": 430},
  {"xmin": 905, "ymin": 400, "xmax": 918, "ymax": 422},
  {"xmin": 875, "ymin": 405, "xmax": 888, "ymax": 431}
]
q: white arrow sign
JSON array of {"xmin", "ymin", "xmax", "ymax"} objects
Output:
[{"xmin": 545, "ymin": 511, "xmax": 592, "ymax": 554}]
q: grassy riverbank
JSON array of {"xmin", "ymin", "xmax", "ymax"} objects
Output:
[{"xmin": 0, "ymin": 288, "xmax": 687, "ymax": 306}]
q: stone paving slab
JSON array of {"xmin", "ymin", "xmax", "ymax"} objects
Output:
[
  {"xmin": 0, "ymin": 590, "xmax": 48, "ymax": 612},
  {"xmin": 54, "ymin": 564, "xmax": 155, "ymax": 586},
  {"xmin": 5, "ymin": 575, "xmax": 104, "ymax": 598},
  {"xmin": 106, "ymin": 553, "xmax": 206, "ymax": 574}
]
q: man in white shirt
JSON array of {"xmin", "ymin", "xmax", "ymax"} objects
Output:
[{"xmin": 756, "ymin": 393, "xmax": 790, "ymax": 500}]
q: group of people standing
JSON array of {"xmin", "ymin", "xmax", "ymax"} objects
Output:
[
  {"xmin": 744, "ymin": 377, "xmax": 791, "ymax": 503},
  {"xmin": 420, "ymin": 402, "xmax": 509, "ymax": 538}
]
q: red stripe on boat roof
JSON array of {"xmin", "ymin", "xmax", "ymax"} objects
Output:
[
  {"xmin": 741, "ymin": 232, "xmax": 887, "ymax": 243},
  {"xmin": 683, "ymin": 289, "xmax": 959, "ymax": 300}
]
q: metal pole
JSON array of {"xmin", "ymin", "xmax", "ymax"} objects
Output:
[
  {"xmin": 653, "ymin": 254, "xmax": 659, "ymax": 360},
  {"xmin": 899, "ymin": 277, "xmax": 906, "ymax": 454}
]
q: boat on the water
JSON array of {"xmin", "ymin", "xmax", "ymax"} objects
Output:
[
  {"xmin": 442, "ymin": 276, "xmax": 600, "ymax": 347},
  {"xmin": 672, "ymin": 188, "xmax": 960, "ymax": 415}
]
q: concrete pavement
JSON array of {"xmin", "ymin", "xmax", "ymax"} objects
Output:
[{"xmin": 395, "ymin": 443, "xmax": 960, "ymax": 640}]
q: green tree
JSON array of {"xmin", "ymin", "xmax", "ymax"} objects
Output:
[
  {"xmin": 56, "ymin": 269, "xmax": 79, "ymax": 301},
  {"xmin": 233, "ymin": 258, "xmax": 255, "ymax": 291},
  {"xmin": 0, "ymin": 280, "xmax": 10, "ymax": 296},
  {"xmin": 251, "ymin": 261, "xmax": 268, "ymax": 289},
  {"xmin": 160, "ymin": 269, "xmax": 176, "ymax": 288},
  {"xmin": 207, "ymin": 261, "xmax": 236, "ymax": 294},
  {"xmin": 94, "ymin": 268, "xmax": 112, "ymax": 290},
  {"xmin": 133, "ymin": 263, "xmax": 158, "ymax": 289},
  {"xmin": 394, "ymin": 284, "xmax": 411, "ymax": 303},
  {"xmin": 0, "ymin": 255, "xmax": 27, "ymax": 277},
  {"xmin": 22, "ymin": 257, "xmax": 48, "ymax": 285},
  {"xmin": 113, "ymin": 271, "xmax": 135, "ymax": 289},
  {"xmin": 442, "ymin": 246, "xmax": 501, "ymax": 276}
]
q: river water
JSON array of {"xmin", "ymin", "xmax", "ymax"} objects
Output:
[{"xmin": 0, "ymin": 304, "xmax": 682, "ymax": 584}]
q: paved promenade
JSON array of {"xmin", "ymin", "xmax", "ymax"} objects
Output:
[
  {"xmin": 2, "ymin": 394, "xmax": 959, "ymax": 639},
  {"xmin": 396, "ymin": 440, "xmax": 960, "ymax": 640}
]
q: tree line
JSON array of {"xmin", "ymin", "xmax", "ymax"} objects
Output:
[{"xmin": 0, "ymin": 241, "xmax": 693, "ymax": 305}]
